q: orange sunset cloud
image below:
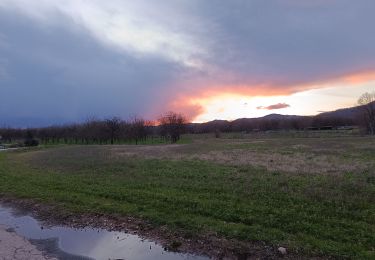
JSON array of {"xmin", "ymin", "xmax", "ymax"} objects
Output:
[{"xmin": 166, "ymin": 70, "xmax": 375, "ymax": 122}]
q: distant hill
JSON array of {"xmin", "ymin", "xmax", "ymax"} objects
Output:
[
  {"xmin": 188, "ymin": 102, "xmax": 374, "ymax": 133},
  {"xmin": 317, "ymin": 105, "xmax": 361, "ymax": 119},
  {"xmin": 262, "ymin": 113, "xmax": 302, "ymax": 120},
  {"xmin": 200, "ymin": 102, "xmax": 371, "ymax": 125}
]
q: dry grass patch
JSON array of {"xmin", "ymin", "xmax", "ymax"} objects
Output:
[{"xmin": 186, "ymin": 149, "xmax": 371, "ymax": 175}]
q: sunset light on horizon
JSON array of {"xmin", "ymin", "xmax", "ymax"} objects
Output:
[{"xmin": 185, "ymin": 77, "xmax": 375, "ymax": 122}]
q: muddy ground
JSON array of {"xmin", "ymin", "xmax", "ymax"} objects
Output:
[{"xmin": 0, "ymin": 197, "xmax": 305, "ymax": 260}]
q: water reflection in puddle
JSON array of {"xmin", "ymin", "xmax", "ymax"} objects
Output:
[{"xmin": 0, "ymin": 205, "xmax": 208, "ymax": 260}]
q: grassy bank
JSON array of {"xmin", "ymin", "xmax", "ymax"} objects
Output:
[{"xmin": 0, "ymin": 136, "xmax": 374, "ymax": 259}]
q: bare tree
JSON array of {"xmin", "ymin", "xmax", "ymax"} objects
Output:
[
  {"xmin": 105, "ymin": 117, "xmax": 122, "ymax": 144},
  {"xmin": 358, "ymin": 92, "xmax": 375, "ymax": 135},
  {"xmin": 129, "ymin": 116, "xmax": 147, "ymax": 145},
  {"xmin": 158, "ymin": 112, "xmax": 186, "ymax": 143},
  {"xmin": 24, "ymin": 129, "xmax": 39, "ymax": 147}
]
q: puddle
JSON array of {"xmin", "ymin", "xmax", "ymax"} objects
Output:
[
  {"xmin": 0, "ymin": 148, "xmax": 19, "ymax": 152},
  {"xmin": 0, "ymin": 205, "xmax": 208, "ymax": 260}
]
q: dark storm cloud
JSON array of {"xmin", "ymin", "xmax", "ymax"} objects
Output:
[
  {"xmin": 1, "ymin": 0, "xmax": 375, "ymax": 125},
  {"xmin": 187, "ymin": 0, "xmax": 375, "ymax": 87},
  {"xmin": 0, "ymin": 9, "xmax": 185, "ymax": 126}
]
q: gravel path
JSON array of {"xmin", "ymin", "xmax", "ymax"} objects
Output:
[{"xmin": 0, "ymin": 225, "xmax": 56, "ymax": 260}]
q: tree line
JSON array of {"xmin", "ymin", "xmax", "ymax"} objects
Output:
[
  {"xmin": 1, "ymin": 110, "xmax": 365, "ymax": 147},
  {"xmin": 358, "ymin": 92, "xmax": 375, "ymax": 135},
  {"xmin": 1, "ymin": 93, "xmax": 374, "ymax": 146},
  {"xmin": 0, "ymin": 112, "xmax": 187, "ymax": 146}
]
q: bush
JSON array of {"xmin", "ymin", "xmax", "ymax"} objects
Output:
[
  {"xmin": 9, "ymin": 142, "xmax": 24, "ymax": 148},
  {"xmin": 24, "ymin": 139, "xmax": 39, "ymax": 147}
]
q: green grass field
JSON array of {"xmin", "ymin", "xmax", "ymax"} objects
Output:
[{"xmin": 0, "ymin": 135, "xmax": 374, "ymax": 259}]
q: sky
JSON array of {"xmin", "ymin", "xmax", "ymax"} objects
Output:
[{"xmin": 1, "ymin": 0, "xmax": 375, "ymax": 126}]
